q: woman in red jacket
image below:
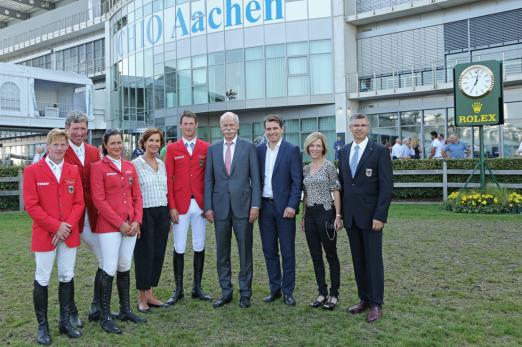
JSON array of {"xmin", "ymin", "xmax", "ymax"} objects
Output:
[
  {"xmin": 23, "ymin": 128, "xmax": 85, "ymax": 345},
  {"xmin": 90, "ymin": 129, "xmax": 146, "ymax": 334}
]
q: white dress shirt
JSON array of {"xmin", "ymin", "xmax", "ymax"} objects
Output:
[
  {"xmin": 391, "ymin": 143, "xmax": 403, "ymax": 159},
  {"xmin": 262, "ymin": 138, "xmax": 282, "ymax": 198},
  {"xmin": 222, "ymin": 135, "xmax": 238, "ymax": 163},
  {"xmin": 109, "ymin": 157, "xmax": 122, "ymax": 171},
  {"xmin": 349, "ymin": 137, "xmax": 368, "ymax": 166},
  {"xmin": 183, "ymin": 137, "xmax": 197, "ymax": 156},
  {"xmin": 69, "ymin": 141, "xmax": 85, "ymax": 165},
  {"xmin": 45, "ymin": 156, "xmax": 64, "ymax": 182}
]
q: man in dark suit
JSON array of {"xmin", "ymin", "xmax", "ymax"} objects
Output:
[
  {"xmin": 204, "ymin": 112, "xmax": 261, "ymax": 309},
  {"xmin": 256, "ymin": 114, "xmax": 302, "ymax": 306},
  {"xmin": 338, "ymin": 113, "xmax": 393, "ymax": 323}
]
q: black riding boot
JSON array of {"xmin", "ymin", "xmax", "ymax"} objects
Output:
[
  {"xmin": 88, "ymin": 268, "xmax": 102, "ymax": 321},
  {"xmin": 33, "ymin": 281, "xmax": 51, "ymax": 346},
  {"xmin": 68, "ymin": 278, "xmax": 83, "ymax": 328},
  {"xmin": 166, "ymin": 252, "xmax": 184, "ymax": 305},
  {"xmin": 117, "ymin": 270, "xmax": 146, "ymax": 323},
  {"xmin": 192, "ymin": 250, "xmax": 211, "ymax": 301},
  {"xmin": 58, "ymin": 281, "xmax": 82, "ymax": 338},
  {"xmin": 100, "ymin": 270, "xmax": 121, "ymax": 334}
]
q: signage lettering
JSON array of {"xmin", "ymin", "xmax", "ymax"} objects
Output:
[
  {"xmin": 457, "ymin": 114, "xmax": 497, "ymax": 124},
  {"xmin": 113, "ymin": 0, "xmax": 284, "ymax": 62}
]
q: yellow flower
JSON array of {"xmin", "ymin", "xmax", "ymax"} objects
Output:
[
  {"xmin": 482, "ymin": 201, "xmax": 487, "ymax": 205},
  {"xmin": 494, "ymin": 198, "xmax": 498, "ymax": 204}
]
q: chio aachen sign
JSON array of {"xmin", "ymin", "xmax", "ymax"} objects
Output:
[
  {"xmin": 453, "ymin": 60, "xmax": 504, "ymax": 126},
  {"xmin": 112, "ymin": 0, "xmax": 285, "ymax": 64}
]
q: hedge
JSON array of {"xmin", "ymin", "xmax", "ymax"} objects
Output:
[
  {"xmin": 392, "ymin": 158, "xmax": 522, "ymax": 200},
  {"xmin": 0, "ymin": 166, "xmax": 23, "ymax": 211}
]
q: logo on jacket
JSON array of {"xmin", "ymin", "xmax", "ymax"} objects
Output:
[
  {"xmin": 366, "ymin": 168, "xmax": 373, "ymax": 177},
  {"xmin": 68, "ymin": 185, "xmax": 75, "ymax": 193}
]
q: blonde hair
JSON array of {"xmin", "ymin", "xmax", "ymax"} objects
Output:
[
  {"xmin": 46, "ymin": 128, "xmax": 68, "ymax": 145},
  {"xmin": 304, "ymin": 132, "xmax": 327, "ymax": 156}
]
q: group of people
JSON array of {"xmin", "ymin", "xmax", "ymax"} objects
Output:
[
  {"xmin": 23, "ymin": 110, "xmax": 393, "ymax": 346},
  {"xmin": 390, "ymin": 131, "xmax": 470, "ymax": 160}
]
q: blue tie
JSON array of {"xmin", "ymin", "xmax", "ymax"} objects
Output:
[{"xmin": 350, "ymin": 145, "xmax": 359, "ymax": 178}]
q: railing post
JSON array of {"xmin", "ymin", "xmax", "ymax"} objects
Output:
[
  {"xmin": 442, "ymin": 161, "xmax": 448, "ymax": 203},
  {"xmin": 18, "ymin": 169, "xmax": 24, "ymax": 211}
]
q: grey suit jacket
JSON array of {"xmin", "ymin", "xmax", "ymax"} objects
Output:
[{"xmin": 204, "ymin": 137, "xmax": 261, "ymax": 221}]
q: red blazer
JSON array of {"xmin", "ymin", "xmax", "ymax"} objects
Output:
[
  {"xmin": 165, "ymin": 139, "xmax": 209, "ymax": 214},
  {"xmin": 64, "ymin": 143, "xmax": 100, "ymax": 232},
  {"xmin": 23, "ymin": 159, "xmax": 85, "ymax": 252},
  {"xmin": 90, "ymin": 156, "xmax": 143, "ymax": 233}
]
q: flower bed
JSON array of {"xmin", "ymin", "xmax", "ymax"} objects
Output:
[{"xmin": 445, "ymin": 189, "xmax": 522, "ymax": 214}]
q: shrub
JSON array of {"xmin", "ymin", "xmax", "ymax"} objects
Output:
[
  {"xmin": 0, "ymin": 166, "xmax": 23, "ymax": 211},
  {"xmin": 445, "ymin": 188, "xmax": 522, "ymax": 214}
]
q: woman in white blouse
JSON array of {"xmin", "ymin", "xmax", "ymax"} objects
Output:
[{"xmin": 132, "ymin": 128, "xmax": 170, "ymax": 313}]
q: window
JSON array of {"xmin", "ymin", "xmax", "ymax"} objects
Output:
[{"xmin": 1, "ymin": 82, "xmax": 21, "ymax": 112}]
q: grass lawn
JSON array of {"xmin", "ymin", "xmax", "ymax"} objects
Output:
[{"xmin": 0, "ymin": 204, "xmax": 521, "ymax": 346}]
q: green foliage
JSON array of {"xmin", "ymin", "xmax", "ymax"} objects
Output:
[
  {"xmin": 393, "ymin": 159, "xmax": 522, "ymax": 200},
  {"xmin": 0, "ymin": 166, "xmax": 23, "ymax": 210},
  {"xmin": 445, "ymin": 188, "xmax": 522, "ymax": 214}
]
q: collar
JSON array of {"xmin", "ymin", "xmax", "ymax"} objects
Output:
[
  {"xmin": 183, "ymin": 137, "xmax": 197, "ymax": 146},
  {"xmin": 45, "ymin": 156, "xmax": 64, "ymax": 170},
  {"xmin": 224, "ymin": 135, "xmax": 238, "ymax": 145},
  {"xmin": 266, "ymin": 137, "xmax": 282, "ymax": 151},
  {"xmin": 68, "ymin": 140, "xmax": 84, "ymax": 153},
  {"xmin": 353, "ymin": 137, "xmax": 369, "ymax": 149}
]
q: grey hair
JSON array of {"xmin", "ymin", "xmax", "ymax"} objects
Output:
[
  {"xmin": 220, "ymin": 112, "xmax": 239, "ymax": 125},
  {"xmin": 349, "ymin": 112, "xmax": 370, "ymax": 126},
  {"xmin": 65, "ymin": 111, "xmax": 89, "ymax": 129}
]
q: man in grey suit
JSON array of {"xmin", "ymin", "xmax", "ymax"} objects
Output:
[{"xmin": 204, "ymin": 112, "xmax": 261, "ymax": 309}]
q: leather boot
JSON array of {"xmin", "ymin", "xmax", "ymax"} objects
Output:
[
  {"xmin": 33, "ymin": 281, "xmax": 51, "ymax": 346},
  {"xmin": 58, "ymin": 281, "xmax": 82, "ymax": 338},
  {"xmin": 192, "ymin": 250, "xmax": 211, "ymax": 301},
  {"xmin": 68, "ymin": 278, "xmax": 83, "ymax": 328},
  {"xmin": 166, "ymin": 252, "xmax": 184, "ymax": 305},
  {"xmin": 116, "ymin": 271, "xmax": 146, "ymax": 323},
  {"xmin": 88, "ymin": 268, "xmax": 102, "ymax": 321},
  {"xmin": 100, "ymin": 270, "xmax": 121, "ymax": 334}
]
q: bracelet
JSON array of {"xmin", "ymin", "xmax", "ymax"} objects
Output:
[{"xmin": 336, "ymin": 214, "xmax": 342, "ymax": 218}]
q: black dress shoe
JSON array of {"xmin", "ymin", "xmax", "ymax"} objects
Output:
[
  {"xmin": 283, "ymin": 295, "xmax": 296, "ymax": 306},
  {"xmin": 239, "ymin": 297, "xmax": 251, "ymax": 308},
  {"xmin": 263, "ymin": 291, "xmax": 282, "ymax": 303},
  {"xmin": 136, "ymin": 304, "xmax": 151, "ymax": 313},
  {"xmin": 309, "ymin": 295, "xmax": 327, "ymax": 308},
  {"xmin": 213, "ymin": 296, "xmax": 233, "ymax": 309}
]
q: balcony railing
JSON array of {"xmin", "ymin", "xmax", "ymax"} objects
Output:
[
  {"xmin": 0, "ymin": 6, "xmax": 107, "ymax": 56},
  {"xmin": 347, "ymin": 55, "xmax": 522, "ymax": 95},
  {"xmin": 36, "ymin": 103, "xmax": 85, "ymax": 119}
]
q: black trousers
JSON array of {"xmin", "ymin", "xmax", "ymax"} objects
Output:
[
  {"xmin": 347, "ymin": 222, "xmax": 384, "ymax": 307},
  {"xmin": 304, "ymin": 205, "xmax": 340, "ymax": 297},
  {"xmin": 134, "ymin": 206, "xmax": 170, "ymax": 290}
]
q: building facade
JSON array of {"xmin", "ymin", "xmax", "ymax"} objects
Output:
[{"xmin": 1, "ymin": 0, "xmax": 522, "ymax": 162}]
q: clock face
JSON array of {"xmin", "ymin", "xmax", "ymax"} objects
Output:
[{"xmin": 458, "ymin": 65, "xmax": 495, "ymax": 98}]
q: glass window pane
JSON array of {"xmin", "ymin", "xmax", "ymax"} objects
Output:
[
  {"xmin": 226, "ymin": 62, "xmax": 244, "ymax": 100},
  {"xmin": 245, "ymin": 46, "xmax": 264, "ymax": 61},
  {"xmin": 246, "ymin": 60, "xmax": 265, "ymax": 99},
  {"xmin": 192, "ymin": 55, "xmax": 207, "ymax": 68},
  {"xmin": 310, "ymin": 40, "xmax": 331, "ymax": 54},
  {"xmin": 208, "ymin": 52, "xmax": 225, "ymax": 65},
  {"xmin": 193, "ymin": 85, "xmax": 208, "ymax": 104},
  {"xmin": 288, "ymin": 76, "xmax": 309, "ymax": 96},
  {"xmin": 319, "ymin": 116, "xmax": 335, "ymax": 131},
  {"xmin": 178, "ymin": 57, "xmax": 191, "ymax": 70},
  {"xmin": 178, "ymin": 70, "xmax": 191, "ymax": 106},
  {"xmin": 226, "ymin": 49, "xmax": 244, "ymax": 63},
  {"xmin": 209, "ymin": 65, "xmax": 225, "ymax": 102},
  {"xmin": 310, "ymin": 54, "xmax": 333, "ymax": 94},
  {"xmin": 288, "ymin": 57, "xmax": 308, "ymax": 75},
  {"xmin": 266, "ymin": 44, "xmax": 285, "ymax": 58},
  {"xmin": 193, "ymin": 68, "xmax": 207, "ymax": 84},
  {"xmin": 287, "ymin": 42, "xmax": 308, "ymax": 56},
  {"xmin": 266, "ymin": 58, "xmax": 286, "ymax": 98},
  {"xmin": 301, "ymin": 118, "xmax": 317, "ymax": 132},
  {"xmin": 284, "ymin": 119, "xmax": 299, "ymax": 133}
]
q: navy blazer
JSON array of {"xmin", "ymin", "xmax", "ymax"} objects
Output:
[
  {"xmin": 256, "ymin": 139, "xmax": 302, "ymax": 216},
  {"xmin": 338, "ymin": 140, "xmax": 393, "ymax": 230}
]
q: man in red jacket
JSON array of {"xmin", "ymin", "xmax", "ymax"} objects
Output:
[
  {"xmin": 24, "ymin": 128, "xmax": 85, "ymax": 345},
  {"xmin": 64, "ymin": 111, "xmax": 102, "ymax": 326},
  {"xmin": 165, "ymin": 110, "xmax": 211, "ymax": 305}
]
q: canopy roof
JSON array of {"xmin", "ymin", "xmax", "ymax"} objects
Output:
[{"xmin": 0, "ymin": 62, "xmax": 93, "ymax": 86}]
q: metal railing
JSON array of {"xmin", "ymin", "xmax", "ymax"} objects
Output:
[
  {"xmin": 36, "ymin": 103, "xmax": 85, "ymax": 119},
  {"xmin": 0, "ymin": 7, "xmax": 107, "ymax": 56},
  {"xmin": 346, "ymin": 0, "xmax": 451, "ymax": 17},
  {"xmin": 347, "ymin": 53, "xmax": 522, "ymax": 94}
]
